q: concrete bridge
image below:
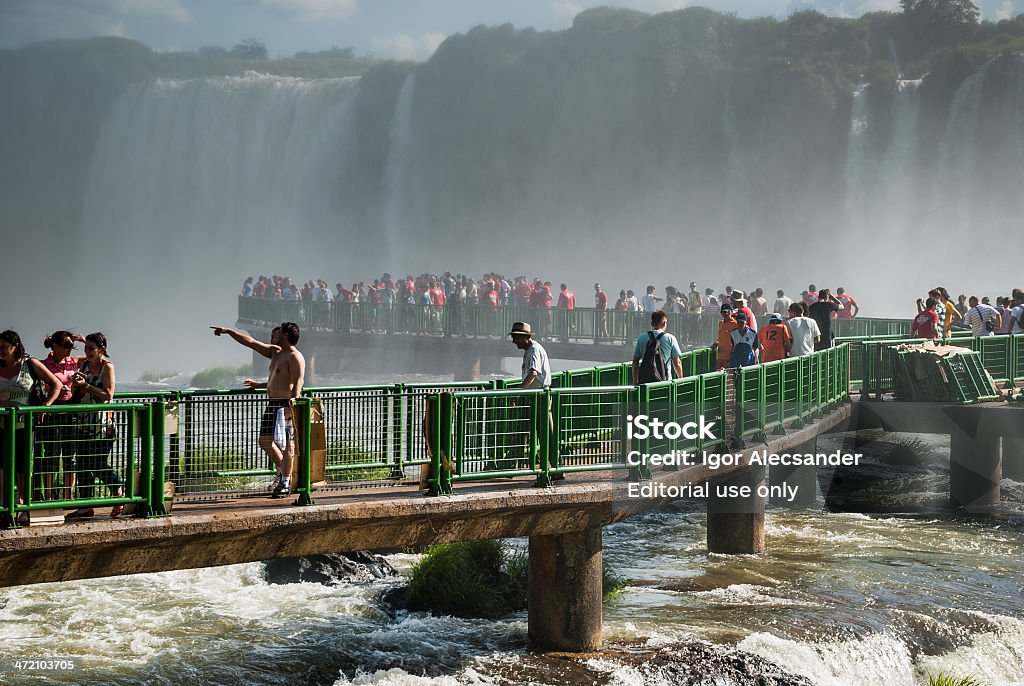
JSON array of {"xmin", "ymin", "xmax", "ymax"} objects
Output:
[{"xmin": 2, "ymin": 330, "xmax": 1024, "ymax": 652}]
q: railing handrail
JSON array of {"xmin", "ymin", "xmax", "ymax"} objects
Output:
[{"xmin": 4, "ymin": 331, "xmax": 1022, "ymax": 525}]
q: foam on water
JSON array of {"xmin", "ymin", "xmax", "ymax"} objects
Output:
[{"xmin": 739, "ymin": 631, "xmax": 917, "ymax": 686}]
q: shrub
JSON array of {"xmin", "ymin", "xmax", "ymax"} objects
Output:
[
  {"xmin": 189, "ymin": 364, "xmax": 252, "ymax": 389},
  {"xmin": 405, "ymin": 539, "xmax": 628, "ymax": 617}
]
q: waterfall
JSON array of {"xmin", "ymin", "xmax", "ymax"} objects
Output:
[
  {"xmin": 844, "ymin": 84, "xmax": 871, "ymax": 228},
  {"xmin": 876, "ymin": 79, "xmax": 923, "ymax": 236},
  {"xmin": 932, "ymin": 60, "xmax": 992, "ymax": 227},
  {"xmin": 381, "ymin": 74, "xmax": 416, "ymax": 272},
  {"xmin": 76, "ymin": 73, "xmax": 361, "ymax": 376}
]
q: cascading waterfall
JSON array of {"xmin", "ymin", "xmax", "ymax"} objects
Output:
[
  {"xmin": 77, "ymin": 73, "xmax": 361, "ymax": 376},
  {"xmin": 843, "ymin": 84, "xmax": 871, "ymax": 228},
  {"xmin": 876, "ymin": 79, "xmax": 923, "ymax": 236},
  {"xmin": 932, "ymin": 62, "xmax": 991, "ymax": 228},
  {"xmin": 381, "ymin": 74, "xmax": 416, "ymax": 271}
]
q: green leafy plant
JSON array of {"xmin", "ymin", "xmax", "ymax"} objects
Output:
[
  {"xmin": 139, "ymin": 370, "xmax": 180, "ymax": 383},
  {"xmin": 928, "ymin": 673, "xmax": 981, "ymax": 686},
  {"xmin": 189, "ymin": 364, "xmax": 252, "ymax": 389},
  {"xmin": 405, "ymin": 539, "xmax": 627, "ymax": 618},
  {"xmin": 179, "ymin": 446, "xmax": 255, "ymax": 492}
]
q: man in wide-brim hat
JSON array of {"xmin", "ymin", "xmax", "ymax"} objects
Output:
[
  {"xmin": 730, "ymin": 290, "xmax": 757, "ymax": 330},
  {"xmin": 509, "ymin": 322, "xmax": 550, "ymax": 389}
]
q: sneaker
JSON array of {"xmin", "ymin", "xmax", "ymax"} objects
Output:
[
  {"xmin": 266, "ymin": 473, "xmax": 281, "ymax": 492},
  {"xmin": 271, "ymin": 481, "xmax": 291, "ymax": 499}
]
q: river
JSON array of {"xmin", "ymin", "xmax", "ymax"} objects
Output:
[{"xmin": 0, "ymin": 375, "xmax": 1021, "ymax": 685}]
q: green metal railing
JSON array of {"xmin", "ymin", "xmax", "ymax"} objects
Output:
[
  {"xmin": 428, "ymin": 345, "xmax": 849, "ymax": 494},
  {"xmin": 6, "ymin": 328, "xmax": 1024, "ymax": 525},
  {"xmin": 240, "ymin": 297, "xmax": 943, "ymax": 348},
  {"xmin": 1, "ymin": 402, "xmax": 154, "ymax": 527},
  {"xmin": 858, "ymin": 333, "xmax": 1024, "ymax": 398}
]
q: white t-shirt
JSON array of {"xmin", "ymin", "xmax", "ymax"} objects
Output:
[
  {"xmin": 786, "ymin": 316, "xmax": 821, "ymax": 357},
  {"xmin": 964, "ymin": 304, "xmax": 999, "ymax": 336},
  {"xmin": 1012, "ymin": 305, "xmax": 1024, "ymax": 334},
  {"xmin": 641, "ymin": 294, "xmax": 660, "ymax": 312},
  {"xmin": 774, "ymin": 297, "xmax": 793, "ymax": 315},
  {"xmin": 521, "ymin": 342, "xmax": 551, "ymax": 388}
]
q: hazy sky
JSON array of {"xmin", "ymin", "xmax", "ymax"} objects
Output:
[{"xmin": 1, "ymin": 0, "xmax": 1019, "ymax": 61}]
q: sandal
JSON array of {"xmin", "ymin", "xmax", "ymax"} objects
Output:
[
  {"xmin": 110, "ymin": 505, "xmax": 124, "ymax": 519},
  {"xmin": 64, "ymin": 509, "xmax": 94, "ymax": 521}
]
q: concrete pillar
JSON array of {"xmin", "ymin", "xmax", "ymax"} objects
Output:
[
  {"xmin": 453, "ymin": 355, "xmax": 481, "ymax": 381},
  {"xmin": 528, "ymin": 527, "xmax": 603, "ymax": 652},
  {"xmin": 707, "ymin": 465, "xmax": 766, "ymax": 554},
  {"xmin": 950, "ymin": 434, "xmax": 1001, "ymax": 510},
  {"xmin": 770, "ymin": 440, "xmax": 818, "ymax": 509},
  {"xmin": 1000, "ymin": 434, "xmax": 1024, "ymax": 481}
]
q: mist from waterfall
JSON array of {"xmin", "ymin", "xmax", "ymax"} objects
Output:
[
  {"xmin": 75, "ymin": 73, "xmax": 361, "ymax": 377},
  {"xmin": 5, "ymin": 38, "xmax": 1024, "ymax": 379}
]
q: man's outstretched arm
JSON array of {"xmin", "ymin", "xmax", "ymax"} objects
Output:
[{"xmin": 210, "ymin": 326, "xmax": 280, "ymax": 359}]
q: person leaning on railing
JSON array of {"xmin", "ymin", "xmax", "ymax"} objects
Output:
[{"xmin": 0, "ymin": 330, "xmax": 62, "ymax": 524}]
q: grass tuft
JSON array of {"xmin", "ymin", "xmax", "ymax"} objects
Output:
[
  {"xmin": 190, "ymin": 364, "xmax": 252, "ymax": 389},
  {"xmin": 928, "ymin": 674, "xmax": 981, "ymax": 686}
]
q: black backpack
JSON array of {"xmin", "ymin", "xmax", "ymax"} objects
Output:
[
  {"xmin": 637, "ymin": 331, "xmax": 667, "ymax": 384},
  {"xmin": 26, "ymin": 358, "xmax": 49, "ymax": 406}
]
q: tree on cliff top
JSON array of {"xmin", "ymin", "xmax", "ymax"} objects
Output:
[{"xmin": 901, "ymin": 0, "xmax": 980, "ymax": 44}]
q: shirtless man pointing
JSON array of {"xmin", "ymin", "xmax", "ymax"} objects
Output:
[{"xmin": 211, "ymin": 322, "xmax": 305, "ymax": 498}]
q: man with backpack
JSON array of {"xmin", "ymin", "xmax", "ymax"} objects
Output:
[{"xmin": 632, "ymin": 310, "xmax": 683, "ymax": 385}]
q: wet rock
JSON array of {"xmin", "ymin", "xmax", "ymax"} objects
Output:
[
  {"xmin": 262, "ymin": 551, "xmax": 397, "ymax": 585},
  {"xmin": 503, "ymin": 642, "xmax": 815, "ymax": 686}
]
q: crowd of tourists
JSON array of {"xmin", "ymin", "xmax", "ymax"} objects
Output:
[
  {"xmin": 239, "ymin": 273, "xmax": 861, "ymax": 318},
  {"xmin": 911, "ymin": 287, "xmax": 1024, "ymax": 339},
  {"xmin": 0, "ymin": 329, "xmax": 121, "ymax": 523}
]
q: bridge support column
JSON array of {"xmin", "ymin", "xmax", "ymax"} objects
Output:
[
  {"xmin": 707, "ymin": 465, "xmax": 765, "ymax": 554},
  {"xmin": 1001, "ymin": 434, "xmax": 1024, "ymax": 481},
  {"xmin": 769, "ymin": 439, "xmax": 818, "ymax": 509},
  {"xmin": 453, "ymin": 355, "xmax": 481, "ymax": 381},
  {"xmin": 950, "ymin": 434, "xmax": 1001, "ymax": 510},
  {"xmin": 528, "ymin": 527, "xmax": 603, "ymax": 652}
]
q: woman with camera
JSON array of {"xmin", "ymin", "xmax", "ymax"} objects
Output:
[
  {"xmin": 36, "ymin": 330, "xmax": 85, "ymax": 503},
  {"xmin": 66, "ymin": 332, "xmax": 123, "ymax": 520}
]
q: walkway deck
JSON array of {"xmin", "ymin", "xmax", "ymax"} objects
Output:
[{"xmin": 0, "ymin": 404, "xmax": 853, "ymax": 588}]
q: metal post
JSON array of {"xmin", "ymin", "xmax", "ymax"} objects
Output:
[{"xmin": 295, "ymin": 397, "xmax": 315, "ymax": 506}]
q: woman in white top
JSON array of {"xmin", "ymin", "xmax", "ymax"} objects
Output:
[{"xmin": 0, "ymin": 330, "xmax": 62, "ymax": 521}]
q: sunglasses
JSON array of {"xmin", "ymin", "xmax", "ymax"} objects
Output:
[{"xmin": 60, "ymin": 340, "xmax": 75, "ymax": 349}]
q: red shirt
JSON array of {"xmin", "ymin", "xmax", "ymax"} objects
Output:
[
  {"xmin": 837, "ymin": 294, "xmax": 857, "ymax": 319},
  {"xmin": 557, "ymin": 289, "xmax": 576, "ymax": 309},
  {"xmin": 43, "ymin": 353, "xmax": 78, "ymax": 403},
  {"xmin": 515, "ymin": 281, "xmax": 531, "ymax": 299},
  {"xmin": 484, "ymin": 291, "xmax": 499, "ymax": 309},
  {"xmin": 595, "ymin": 291, "xmax": 608, "ymax": 310},
  {"xmin": 911, "ymin": 310, "xmax": 939, "ymax": 339},
  {"xmin": 540, "ymin": 284, "xmax": 553, "ymax": 307},
  {"xmin": 429, "ymin": 287, "xmax": 445, "ymax": 306}
]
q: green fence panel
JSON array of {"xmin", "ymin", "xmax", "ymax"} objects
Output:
[
  {"xmin": 551, "ymin": 386, "xmax": 634, "ymax": 475},
  {"xmin": 700, "ymin": 372, "xmax": 729, "ymax": 451},
  {"xmin": 734, "ymin": 365, "xmax": 764, "ymax": 444}
]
